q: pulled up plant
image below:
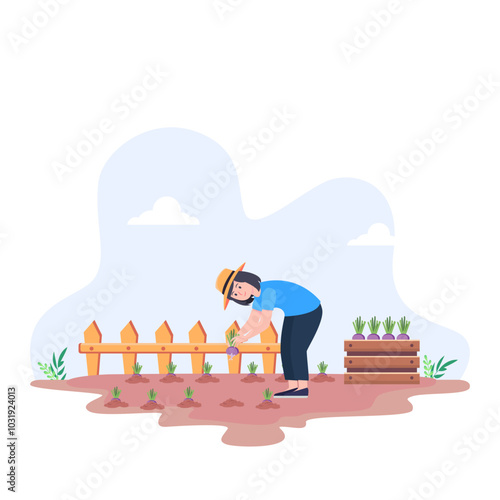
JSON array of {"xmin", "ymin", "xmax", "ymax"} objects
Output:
[
  {"xmin": 397, "ymin": 316, "xmax": 411, "ymax": 339},
  {"xmin": 111, "ymin": 386, "xmax": 122, "ymax": 401},
  {"xmin": 226, "ymin": 329, "xmax": 239, "ymax": 359},
  {"xmin": 203, "ymin": 362, "xmax": 213, "ymax": 376},
  {"xmin": 166, "ymin": 362, "xmax": 177, "ymax": 376},
  {"xmin": 184, "ymin": 386, "xmax": 194, "ymax": 401},
  {"xmin": 38, "ymin": 348, "xmax": 68, "ymax": 380},
  {"xmin": 132, "ymin": 362, "xmax": 143, "ymax": 376},
  {"xmin": 423, "ymin": 355, "xmax": 457, "ymax": 379},
  {"xmin": 317, "ymin": 361, "xmax": 328, "ymax": 374},
  {"xmin": 247, "ymin": 361, "xmax": 258, "ymax": 375},
  {"xmin": 352, "ymin": 316, "xmax": 366, "ymax": 339},
  {"xmin": 382, "ymin": 316, "xmax": 396, "ymax": 339},
  {"xmin": 262, "ymin": 388, "xmax": 273, "ymax": 403},
  {"xmin": 146, "ymin": 388, "xmax": 157, "ymax": 403},
  {"xmin": 367, "ymin": 316, "xmax": 381, "ymax": 339}
]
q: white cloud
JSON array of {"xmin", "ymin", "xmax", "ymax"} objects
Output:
[
  {"xmin": 127, "ymin": 196, "xmax": 199, "ymax": 226},
  {"xmin": 348, "ymin": 223, "xmax": 394, "ymax": 246}
]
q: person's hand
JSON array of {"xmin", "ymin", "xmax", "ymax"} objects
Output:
[{"xmin": 233, "ymin": 335, "xmax": 247, "ymax": 347}]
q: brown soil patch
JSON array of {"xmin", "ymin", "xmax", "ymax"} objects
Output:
[
  {"xmin": 220, "ymin": 398, "xmax": 244, "ymax": 407},
  {"xmin": 177, "ymin": 399, "xmax": 202, "ymax": 408},
  {"xmin": 104, "ymin": 399, "xmax": 129, "ymax": 408},
  {"xmin": 311, "ymin": 373, "xmax": 335, "ymax": 383},
  {"xmin": 195, "ymin": 374, "xmax": 220, "ymax": 383},
  {"xmin": 241, "ymin": 374, "xmax": 265, "ymax": 383},
  {"xmin": 256, "ymin": 400, "xmax": 281, "ymax": 410},
  {"xmin": 159, "ymin": 375, "xmax": 184, "ymax": 383},
  {"xmin": 126, "ymin": 375, "xmax": 150, "ymax": 384},
  {"xmin": 140, "ymin": 400, "xmax": 165, "ymax": 410},
  {"xmin": 275, "ymin": 375, "xmax": 287, "ymax": 383}
]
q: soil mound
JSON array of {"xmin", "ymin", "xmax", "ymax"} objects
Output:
[
  {"xmin": 195, "ymin": 374, "xmax": 220, "ymax": 383},
  {"xmin": 104, "ymin": 399, "xmax": 129, "ymax": 408},
  {"xmin": 126, "ymin": 375, "xmax": 150, "ymax": 384},
  {"xmin": 256, "ymin": 400, "xmax": 280, "ymax": 410},
  {"xmin": 275, "ymin": 375, "xmax": 287, "ymax": 383},
  {"xmin": 311, "ymin": 374, "xmax": 335, "ymax": 383},
  {"xmin": 241, "ymin": 375, "xmax": 265, "ymax": 383},
  {"xmin": 220, "ymin": 398, "xmax": 244, "ymax": 407},
  {"xmin": 177, "ymin": 399, "xmax": 202, "ymax": 408},
  {"xmin": 159, "ymin": 375, "xmax": 184, "ymax": 383},
  {"xmin": 140, "ymin": 401, "xmax": 165, "ymax": 410}
]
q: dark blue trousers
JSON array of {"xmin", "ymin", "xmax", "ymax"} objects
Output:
[{"xmin": 280, "ymin": 305, "xmax": 322, "ymax": 380}]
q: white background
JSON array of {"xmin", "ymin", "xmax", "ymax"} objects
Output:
[{"xmin": 2, "ymin": 1, "xmax": 499, "ymax": 499}]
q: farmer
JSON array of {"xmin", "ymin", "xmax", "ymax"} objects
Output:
[{"xmin": 215, "ymin": 263, "xmax": 322, "ymax": 398}]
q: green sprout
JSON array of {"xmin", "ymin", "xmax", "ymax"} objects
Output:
[
  {"xmin": 352, "ymin": 316, "xmax": 366, "ymax": 334},
  {"xmin": 37, "ymin": 347, "xmax": 68, "ymax": 381},
  {"xmin": 383, "ymin": 316, "xmax": 396, "ymax": 334},
  {"xmin": 203, "ymin": 362, "xmax": 213, "ymax": 375},
  {"xmin": 111, "ymin": 387, "xmax": 121, "ymax": 399},
  {"xmin": 397, "ymin": 316, "xmax": 411, "ymax": 334},
  {"xmin": 184, "ymin": 386, "xmax": 194, "ymax": 399},
  {"xmin": 317, "ymin": 361, "xmax": 328, "ymax": 374},
  {"xmin": 226, "ymin": 329, "xmax": 237, "ymax": 347},
  {"xmin": 263, "ymin": 388, "xmax": 273, "ymax": 401},
  {"xmin": 423, "ymin": 355, "xmax": 457, "ymax": 379},
  {"xmin": 368, "ymin": 316, "xmax": 381, "ymax": 334},
  {"xmin": 147, "ymin": 388, "xmax": 157, "ymax": 401},
  {"xmin": 166, "ymin": 362, "xmax": 177, "ymax": 374},
  {"xmin": 132, "ymin": 362, "xmax": 143, "ymax": 375},
  {"xmin": 247, "ymin": 362, "xmax": 258, "ymax": 374}
]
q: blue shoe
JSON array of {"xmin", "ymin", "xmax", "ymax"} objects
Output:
[{"xmin": 274, "ymin": 388, "xmax": 309, "ymax": 398}]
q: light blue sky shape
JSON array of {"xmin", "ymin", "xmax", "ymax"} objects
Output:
[{"xmin": 31, "ymin": 128, "xmax": 469, "ymax": 379}]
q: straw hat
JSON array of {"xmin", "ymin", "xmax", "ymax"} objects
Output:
[{"xmin": 215, "ymin": 262, "xmax": 245, "ymax": 310}]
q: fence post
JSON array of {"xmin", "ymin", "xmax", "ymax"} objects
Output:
[
  {"xmin": 155, "ymin": 321, "xmax": 173, "ymax": 374},
  {"xmin": 189, "ymin": 321, "xmax": 207, "ymax": 374},
  {"xmin": 225, "ymin": 321, "xmax": 241, "ymax": 374},
  {"xmin": 84, "ymin": 321, "xmax": 102, "ymax": 376},
  {"xmin": 260, "ymin": 322, "xmax": 278, "ymax": 374},
  {"xmin": 121, "ymin": 321, "xmax": 139, "ymax": 374}
]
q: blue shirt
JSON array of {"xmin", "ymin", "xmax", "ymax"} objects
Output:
[{"xmin": 252, "ymin": 280, "xmax": 320, "ymax": 317}]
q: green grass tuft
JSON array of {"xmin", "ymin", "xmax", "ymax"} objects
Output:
[
  {"xmin": 263, "ymin": 388, "xmax": 273, "ymax": 400},
  {"xmin": 37, "ymin": 348, "xmax": 68, "ymax": 381},
  {"xmin": 247, "ymin": 361, "xmax": 258, "ymax": 374},
  {"xmin": 317, "ymin": 361, "xmax": 328, "ymax": 374},
  {"xmin": 352, "ymin": 316, "xmax": 366, "ymax": 334}
]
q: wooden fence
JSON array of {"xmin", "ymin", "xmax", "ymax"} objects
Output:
[
  {"xmin": 79, "ymin": 320, "xmax": 280, "ymax": 376},
  {"xmin": 344, "ymin": 339, "xmax": 420, "ymax": 384}
]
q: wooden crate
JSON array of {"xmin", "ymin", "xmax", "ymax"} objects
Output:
[{"xmin": 344, "ymin": 340, "xmax": 420, "ymax": 384}]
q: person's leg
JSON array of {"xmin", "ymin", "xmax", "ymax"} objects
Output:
[
  {"xmin": 290, "ymin": 305, "xmax": 323, "ymax": 389},
  {"xmin": 280, "ymin": 316, "xmax": 298, "ymax": 390}
]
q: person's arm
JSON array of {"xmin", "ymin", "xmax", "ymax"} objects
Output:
[{"xmin": 234, "ymin": 309, "xmax": 273, "ymax": 346}]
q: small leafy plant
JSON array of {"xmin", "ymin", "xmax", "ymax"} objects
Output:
[
  {"xmin": 203, "ymin": 362, "xmax": 213, "ymax": 375},
  {"xmin": 247, "ymin": 361, "xmax": 258, "ymax": 375},
  {"xmin": 367, "ymin": 316, "xmax": 381, "ymax": 339},
  {"xmin": 382, "ymin": 316, "xmax": 396, "ymax": 339},
  {"xmin": 226, "ymin": 329, "xmax": 239, "ymax": 359},
  {"xmin": 132, "ymin": 362, "xmax": 143, "ymax": 375},
  {"xmin": 263, "ymin": 388, "xmax": 273, "ymax": 402},
  {"xmin": 147, "ymin": 388, "xmax": 157, "ymax": 402},
  {"xmin": 397, "ymin": 316, "xmax": 411, "ymax": 339},
  {"xmin": 423, "ymin": 355, "xmax": 457, "ymax": 379},
  {"xmin": 38, "ymin": 348, "xmax": 68, "ymax": 380},
  {"xmin": 184, "ymin": 386, "xmax": 194, "ymax": 401},
  {"xmin": 166, "ymin": 362, "xmax": 177, "ymax": 375},
  {"xmin": 317, "ymin": 361, "xmax": 328, "ymax": 374},
  {"xmin": 352, "ymin": 316, "xmax": 366, "ymax": 339},
  {"xmin": 111, "ymin": 386, "xmax": 122, "ymax": 400}
]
